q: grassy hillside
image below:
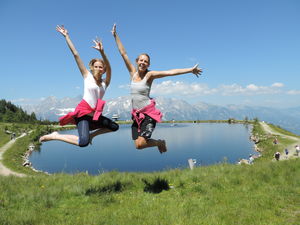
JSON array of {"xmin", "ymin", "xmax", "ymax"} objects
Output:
[
  {"xmin": 0, "ymin": 160, "xmax": 299, "ymax": 225},
  {"xmin": 0, "ymin": 121, "xmax": 299, "ymax": 224}
]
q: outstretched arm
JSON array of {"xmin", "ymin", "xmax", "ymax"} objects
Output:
[
  {"xmin": 92, "ymin": 38, "xmax": 112, "ymax": 87},
  {"xmin": 147, "ymin": 64, "xmax": 202, "ymax": 81},
  {"xmin": 56, "ymin": 25, "xmax": 88, "ymax": 78},
  {"xmin": 111, "ymin": 24, "xmax": 136, "ymax": 77}
]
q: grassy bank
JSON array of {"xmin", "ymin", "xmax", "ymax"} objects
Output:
[
  {"xmin": 0, "ymin": 124, "xmax": 10, "ymax": 147},
  {"xmin": 0, "ymin": 160, "xmax": 299, "ymax": 225},
  {"xmin": 268, "ymin": 123, "xmax": 300, "ymax": 138},
  {"xmin": 2, "ymin": 133, "xmax": 43, "ymax": 175},
  {"xmin": 0, "ymin": 123, "xmax": 55, "ymax": 175},
  {"xmin": 0, "ymin": 123, "xmax": 33, "ymax": 147},
  {"xmin": 1, "ymin": 121, "xmax": 300, "ymax": 224},
  {"xmin": 252, "ymin": 122, "xmax": 299, "ymax": 160}
]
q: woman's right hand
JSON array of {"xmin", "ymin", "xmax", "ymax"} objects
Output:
[
  {"xmin": 56, "ymin": 25, "xmax": 68, "ymax": 37},
  {"xmin": 111, "ymin": 23, "xmax": 117, "ymax": 37},
  {"xmin": 192, "ymin": 63, "xmax": 202, "ymax": 78},
  {"xmin": 92, "ymin": 37, "xmax": 104, "ymax": 52}
]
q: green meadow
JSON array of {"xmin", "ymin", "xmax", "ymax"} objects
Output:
[{"xmin": 0, "ymin": 121, "xmax": 299, "ymax": 225}]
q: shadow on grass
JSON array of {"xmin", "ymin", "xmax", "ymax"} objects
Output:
[
  {"xmin": 143, "ymin": 178, "xmax": 170, "ymax": 194},
  {"xmin": 85, "ymin": 181, "xmax": 125, "ymax": 195}
]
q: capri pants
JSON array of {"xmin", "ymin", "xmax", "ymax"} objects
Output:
[{"xmin": 75, "ymin": 115, "xmax": 119, "ymax": 147}]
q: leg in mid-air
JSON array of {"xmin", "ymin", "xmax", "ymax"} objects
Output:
[
  {"xmin": 88, "ymin": 115, "xmax": 119, "ymax": 144},
  {"xmin": 132, "ymin": 115, "xmax": 167, "ymax": 153}
]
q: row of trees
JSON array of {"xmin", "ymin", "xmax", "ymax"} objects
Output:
[{"xmin": 0, "ymin": 99, "xmax": 38, "ymax": 123}]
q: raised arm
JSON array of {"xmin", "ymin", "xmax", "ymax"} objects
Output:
[
  {"xmin": 147, "ymin": 64, "xmax": 202, "ymax": 81},
  {"xmin": 111, "ymin": 24, "xmax": 136, "ymax": 77},
  {"xmin": 92, "ymin": 38, "xmax": 111, "ymax": 87},
  {"xmin": 56, "ymin": 25, "xmax": 89, "ymax": 78}
]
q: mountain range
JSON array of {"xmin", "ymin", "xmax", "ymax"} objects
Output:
[{"xmin": 20, "ymin": 95, "xmax": 300, "ymax": 135}]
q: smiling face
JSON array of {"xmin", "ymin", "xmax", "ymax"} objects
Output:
[
  {"xmin": 136, "ymin": 54, "xmax": 150, "ymax": 72},
  {"xmin": 89, "ymin": 59, "xmax": 106, "ymax": 77}
]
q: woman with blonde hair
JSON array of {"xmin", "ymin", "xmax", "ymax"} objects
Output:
[
  {"xmin": 40, "ymin": 25, "xmax": 119, "ymax": 146},
  {"xmin": 112, "ymin": 24, "xmax": 202, "ymax": 153}
]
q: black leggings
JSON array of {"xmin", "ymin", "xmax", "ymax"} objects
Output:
[{"xmin": 75, "ymin": 115, "xmax": 119, "ymax": 147}]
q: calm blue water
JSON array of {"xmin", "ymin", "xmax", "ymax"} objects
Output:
[{"xmin": 29, "ymin": 123, "xmax": 255, "ymax": 175}]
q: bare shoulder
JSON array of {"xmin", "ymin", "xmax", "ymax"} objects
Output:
[
  {"xmin": 82, "ymin": 70, "xmax": 91, "ymax": 79},
  {"xmin": 145, "ymin": 71, "xmax": 157, "ymax": 83},
  {"xmin": 129, "ymin": 68, "xmax": 137, "ymax": 78},
  {"xmin": 146, "ymin": 70, "xmax": 165, "ymax": 79},
  {"xmin": 146, "ymin": 70, "xmax": 158, "ymax": 77}
]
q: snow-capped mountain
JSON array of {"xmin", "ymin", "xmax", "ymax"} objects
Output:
[
  {"xmin": 21, "ymin": 95, "xmax": 82, "ymax": 121},
  {"xmin": 20, "ymin": 95, "xmax": 300, "ymax": 134}
]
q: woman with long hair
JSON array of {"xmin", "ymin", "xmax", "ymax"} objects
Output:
[
  {"xmin": 39, "ymin": 25, "xmax": 119, "ymax": 146},
  {"xmin": 112, "ymin": 24, "xmax": 201, "ymax": 153}
]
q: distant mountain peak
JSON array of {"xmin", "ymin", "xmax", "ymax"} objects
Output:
[{"xmin": 19, "ymin": 95, "xmax": 300, "ymax": 134}]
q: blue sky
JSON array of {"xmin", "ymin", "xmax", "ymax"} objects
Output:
[{"xmin": 1, "ymin": 0, "xmax": 299, "ymax": 108}]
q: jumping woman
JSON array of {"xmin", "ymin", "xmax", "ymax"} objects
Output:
[
  {"xmin": 111, "ymin": 24, "xmax": 202, "ymax": 153},
  {"xmin": 39, "ymin": 25, "xmax": 119, "ymax": 146}
]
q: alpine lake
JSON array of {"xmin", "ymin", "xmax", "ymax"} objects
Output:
[{"xmin": 29, "ymin": 123, "xmax": 256, "ymax": 175}]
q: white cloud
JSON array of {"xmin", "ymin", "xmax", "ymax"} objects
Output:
[
  {"xmin": 118, "ymin": 80, "xmax": 296, "ymax": 99},
  {"xmin": 287, "ymin": 90, "xmax": 300, "ymax": 95},
  {"xmin": 271, "ymin": 82, "xmax": 284, "ymax": 88},
  {"xmin": 247, "ymin": 84, "xmax": 259, "ymax": 91},
  {"xmin": 220, "ymin": 83, "xmax": 283, "ymax": 96},
  {"xmin": 150, "ymin": 81, "xmax": 284, "ymax": 97},
  {"xmin": 151, "ymin": 81, "xmax": 217, "ymax": 96}
]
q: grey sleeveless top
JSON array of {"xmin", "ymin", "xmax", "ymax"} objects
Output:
[{"xmin": 130, "ymin": 73, "xmax": 151, "ymax": 109}]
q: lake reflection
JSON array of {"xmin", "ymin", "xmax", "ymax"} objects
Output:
[{"xmin": 30, "ymin": 123, "xmax": 255, "ymax": 175}]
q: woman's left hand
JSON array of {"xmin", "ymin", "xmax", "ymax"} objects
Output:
[
  {"xmin": 192, "ymin": 64, "xmax": 202, "ymax": 77},
  {"xmin": 92, "ymin": 37, "xmax": 104, "ymax": 52}
]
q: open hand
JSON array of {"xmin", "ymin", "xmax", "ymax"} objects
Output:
[
  {"xmin": 92, "ymin": 37, "xmax": 103, "ymax": 51},
  {"xmin": 56, "ymin": 25, "xmax": 68, "ymax": 37},
  {"xmin": 192, "ymin": 63, "xmax": 202, "ymax": 78}
]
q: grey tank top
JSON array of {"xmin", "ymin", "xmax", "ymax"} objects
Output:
[{"xmin": 130, "ymin": 73, "xmax": 151, "ymax": 109}]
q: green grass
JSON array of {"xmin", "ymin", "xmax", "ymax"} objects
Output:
[
  {"xmin": 268, "ymin": 123, "xmax": 300, "ymax": 138},
  {"xmin": 0, "ymin": 125, "xmax": 10, "ymax": 147},
  {"xmin": 252, "ymin": 122, "xmax": 298, "ymax": 160},
  {"xmin": 1, "ymin": 121, "xmax": 300, "ymax": 224},
  {"xmin": 0, "ymin": 122, "xmax": 55, "ymax": 175},
  {"xmin": 2, "ymin": 133, "xmax": 44, "ymax": 175},
  {"xmin": 0, "ymin": 161, "xmax": 299, "ymax": 225}
]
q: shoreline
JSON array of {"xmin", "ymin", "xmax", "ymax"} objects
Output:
[
  {"xmin": 1, "ymin": 120, "xmax": 300, "ymax": 176},
  {"xmin": 259, "ymin": 122, "xmax": 300, "ymax": 161},
  {"xmin": 0, "ymin": 133, "xmax": 27, "ymax": 177}
]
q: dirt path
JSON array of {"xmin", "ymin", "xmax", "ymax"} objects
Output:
[
  {"xmin": 0, "ymin": 133, "xmax": 27, "ymax": 177},
  {"xmin": 259, "ymin": 122, "xmax": 300, "ymax": 161}
]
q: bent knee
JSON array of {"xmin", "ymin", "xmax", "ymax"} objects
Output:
[
  {"xmin": 135, "ymin": 138, "xmax": 145, "ymax": 150},
  {"xmin": 78, "ymin": 137, "xmax": 89, "ymax": 147},
  {"xmin": 79, "ymin": 142, "xmax": 89, "ymax": 147},
  {"xmin": 110, "ymin": 123, "xmax": 119, "ymax": 132}
]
